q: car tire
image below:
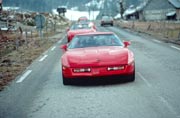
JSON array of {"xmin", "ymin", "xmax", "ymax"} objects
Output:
[
  {"xmin": 62, "ymin": 76, "xmax": 71, "ymax": 85},
  {"xmin": 129, "ymin": 70, "xmax": 135, "ymax": 82}
]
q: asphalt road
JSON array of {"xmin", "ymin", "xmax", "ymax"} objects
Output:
[{"xmin": 0, "ymin": 26, "xmax": 180, "ymax": 118}]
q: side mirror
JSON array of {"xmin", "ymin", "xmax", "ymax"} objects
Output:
[
  {"xmin": 123, "ymin": 41, "xmax": 131, "ymax": 48},
  {"xmin": 60, "ymin": 44, "xmax": 67, "ymax": 51}
]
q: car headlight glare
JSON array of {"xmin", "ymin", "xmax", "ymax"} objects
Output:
[
  {"xmin": 62, "ymin": 66, "xmax": 69, "ymax": 70},
  {"xmin": 107, "ymin": 66, "xmax": 124, "ymax": 71},
  {"xmin": 73, "ymin": 68, "xmax": 91, "ymax": 73}
]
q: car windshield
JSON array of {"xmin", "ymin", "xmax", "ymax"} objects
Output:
[
  {"xmin": 102, "ymin": 16, "xmax": 112, "ymax": 20},
  {"xmin": 78, "ymin": 16, "xmax": 88, "ymax": 21},
  {"xmin": 70, "ymin": 23, "xmax": 91, "ymax": 30},
  {"xmin": 68, "ymin": 34, "xmax": 124, "ymax": 49}
]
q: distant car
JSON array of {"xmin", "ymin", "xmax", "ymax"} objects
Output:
[
  {"xmin": 101, "ymin": 16, "xmax": 114, "ymax": 26},
  {"xmin": 66, "ymin": 23, "xmax": 96, "ymax": 42},
  {"xmin": 61, "ymin": 32, "xmax": 135, "ymax": 85}
]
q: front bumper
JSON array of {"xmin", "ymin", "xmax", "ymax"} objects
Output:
[
  {"xmin": 62, "ymin": 62, "xmax": 135, "ymax": 79},
  {"xmin": 101, "ymin": 21, "xmax": 113, "ymax": 25}
]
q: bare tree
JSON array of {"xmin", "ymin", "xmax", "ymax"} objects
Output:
[{"xmin": 120, "ymin": 0, "xmax": 124, "ymax": 19}]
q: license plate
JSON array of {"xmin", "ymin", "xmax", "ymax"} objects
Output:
[{"xmin": 92, "ymin": 69, "xmax": 100, "ymax": 75}]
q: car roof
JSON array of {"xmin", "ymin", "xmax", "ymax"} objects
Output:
[
  {"xmin": 75, "ymin": 32, "xmax": 114, "ymax": 36},
  {"xmin": 70, "ymin": 23, "xmax": 90, "ymax": 30},
  {"xmin": 79, "ymin": 16, "xmax": 88, "ymax": 19}
]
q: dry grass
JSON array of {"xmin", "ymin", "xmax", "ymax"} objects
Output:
[
  {"xmin": 0, "ymin": 30, "xmax": 65, "ymax": 91},
  {"xmin": 115, "ymin": 21, "xmax": 180, "ymax": 40}
]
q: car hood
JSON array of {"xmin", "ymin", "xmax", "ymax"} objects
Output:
[{"xmin": 62, "ymin": 47, "xmax": 129, "ymax": 67}]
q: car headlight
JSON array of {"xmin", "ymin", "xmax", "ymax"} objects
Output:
[
  {"xmin": 107, "ymin": 66, "xmax": 125, "ymax": 71},
  {"xmin": 128, "ymin": 58, "xmax": 134, "ymax": 65},
  {"xmin": 128, "ymin": 51, "xmax": 134, "ymax": 65},
  {"xmin": 73, "ymin": 68, "xmax": 91, "ymax": 73},
  {"xmin": 62, "ymin": 65, "xmax": 69, "ymax": 70}
]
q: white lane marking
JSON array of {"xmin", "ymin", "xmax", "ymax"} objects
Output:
[
  {"xmin": 63, "ymin": 35, "xmax": 66, "ymax": 39},
  {"xmin": 39, "ymin": 55, "xmax": 48, "ymax": 62},
  {"xmin": 58, "ymin": 40, "xmax": 62, "ymax": 44},
  {"xmin": 16, "ymin": 70, "xmax": 32, "ymax": 83},
  {"xmin": 51, "ymin": 46, "xmax": 56, "ymax": 51},
  {"xmin": 158, "ymin": 96, "xmax": 178, "ymax": 116},
  {"xmin": 171, "ymin": 45, "xmax": 180, "ymax": 51},
  {"xmin": 137, "ymin": 72, "xmax": 152, "ymax": 87},
  {"xmin": 153, "ymin": 39, "xmax": 161, "ymax": 43},
  {"xmin": 138, "ymin": 71, "xmax": 179, "ymax": 117},
  {"xmin": 58, "ymin": 35, "xmax": 66, "ymax": 44}
]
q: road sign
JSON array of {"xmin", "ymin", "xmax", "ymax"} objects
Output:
[
  {"xmin": 35, "ymin": 14, "xmax": 46, "ymax": 30},
  {"xmin": 57, "ymin": 7, "xmax": 67, "ymax": 16},
  {"xmin": 35, "ymin": 14, "xmax": 46, "ymax": 39}
]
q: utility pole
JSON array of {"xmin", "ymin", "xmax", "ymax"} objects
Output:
[
  {"xmin": 120, "ymin": 0, "xmax": 124, "ymax": 19},
  {"xmin": 0, "ymin": 0, "xmax": 2, "ymax": 13}
]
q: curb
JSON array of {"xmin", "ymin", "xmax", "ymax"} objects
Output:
[
  {"xmin": 164, "ymin": 39, "xmax": 180, "ymax": 45},
  {"xmin": 122, "ymin": 27, "xmax": 180, "ymax": 46}
]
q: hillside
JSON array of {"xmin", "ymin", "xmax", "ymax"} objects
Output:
[
  {"xmin": 2, "ymin": 0, "xmax": 143, "ymax": 12},
  {"xmin": 2, "ymin": 0, "xmax": 91, "ymax": 12},
  {"xmin": 97, "ymin": 0, "xmax": 144, "ymax": 19}
]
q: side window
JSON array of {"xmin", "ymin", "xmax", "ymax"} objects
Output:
[{"xmin": 68, "ymin": 37, "xmax": 79, "ymax": 48}]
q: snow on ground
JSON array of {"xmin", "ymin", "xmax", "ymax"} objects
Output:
[
  {"xmin": 114, "ymin": 14, "xmax": 121, "ymax": 19},
  {"xmin": 52, "ymin": 9, "xmax": 100, "ymax": 21}
]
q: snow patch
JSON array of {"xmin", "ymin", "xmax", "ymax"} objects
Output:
[{"xmin": 52, "ymin": 9, "xmax": 99, "ymax": 21}]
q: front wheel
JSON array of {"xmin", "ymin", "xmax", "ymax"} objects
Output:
[
  {"xmin": 129, "ymin": 70, "xmax": 135, "ymax": 82},
  {"xmin": 62, "ymin": 76, "xmax": 71, "ymax": 85}
]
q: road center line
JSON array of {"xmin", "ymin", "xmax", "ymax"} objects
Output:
[
  {"xmin": 153, "ymin": 39, "xmax": 161, "ymax": 43},
  {"xmin": 137, "ymin": 72, "xmax": 152, "ymax": 87},
  {"xmin": 39, "ymin": 55, "xmax": 48, "ymax": 62},
  {"xmin": 58, "ymin": 35, "xmax": 66, "ymax": 44},
  {"xmin": 58, "ymin": 40, "xmax": 62, "ymax": 44},
  {"xmin": 51, "ymin": 46, "xmax": 56, "ymax": 51},
  {"xmin": 171, "ymin": 45, "xmax": 180, "ymax": 51},
  {"xmin": 16, "ymin": 70, "xmax": 32, "ymax": 83}
]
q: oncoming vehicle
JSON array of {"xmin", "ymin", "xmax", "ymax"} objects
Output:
[
  {"xmin": 61, "ymin": 32, "xmax": 135, "ymax": 85},
  {"xmin": 100, "ymin": 16, "xmax": 114, "ymax": 26}
]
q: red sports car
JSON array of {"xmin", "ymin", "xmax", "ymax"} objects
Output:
[
  {"xmin": 78, "ymin": 16, "xmax": 88, "ymax": 22},
  {"xmin": 61, "ymin": 32, "xmax": 135, "ymax": 85},
  {"xmin": 67, "ymin": 23, "xmax": 96, "ymax": 42}
]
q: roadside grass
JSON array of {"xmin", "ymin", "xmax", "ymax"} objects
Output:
[
  {"xmin": 115, "ymin": 21, "xmax": 180, "ymax": 41},
  {"xmin": 0, "ymin": 29, "xmax": 66, "ymax": 91}
]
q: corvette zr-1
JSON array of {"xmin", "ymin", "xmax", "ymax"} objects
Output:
[
  {"xmin": 66, "ymin": 23, "xmax": 96, "ymax": 42},
  {"xmin": 61, "ymin": 32, "xmax": 135, "ymax": 85}
]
